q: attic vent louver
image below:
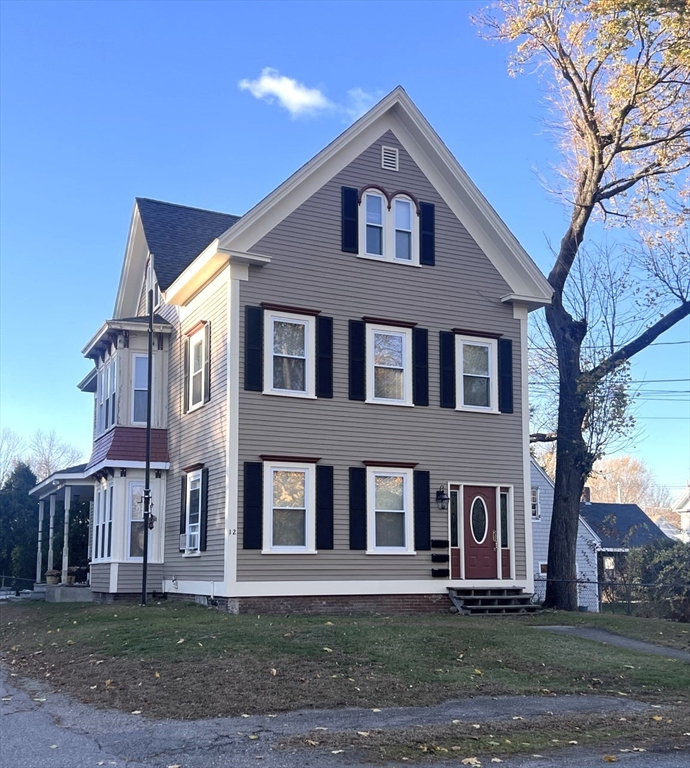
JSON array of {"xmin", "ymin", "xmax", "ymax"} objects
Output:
[{"xmin": 381, "ymin": 145, "xmax": 399, "ymax": 171}]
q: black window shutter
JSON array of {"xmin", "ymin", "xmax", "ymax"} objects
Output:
[
  {"xmin": 243, "ymin": 462, "xmax": 263, "ymax": 549},
  {"xmin": 348, "ymin": 320, "xmax": 366, "ymax": 401},
  {"xmin": 199, "ymin": 467, "xmax": 209, "ymax": 551},
  {"xmin": 439, "ymin": 331, "xmax": 456, "ymax": 408},
  {"xmin": 244, "ymin": 306, "xmax": 263, "ymax": 391},
  {"xmin": 316, "ymin": 316, "xmax": 333, "ymax": 398},
  {"xmin": 179, "ymin": 475, "xmax": 187, "ymax": 551},
  {"xmin": 183, "ymin": 336, "xmax": 190, "ymax": 413},
  {"xmin": 316, "ymin": 465, "xmax": 334, "ymax": 550},
  {"xmin": 498, "ymin": 338, "xmax": 514, "ymax": 414},
  {"xmin": 349, "ymin": 467, "xmax": 367, "ymax": 550},
  {"xmin": 414, "ymin": 470, "xmax": 431, "ymax": 551},
  {"xmin": 419, "ymin": 202, "xmax": 435, "ymax": 266},
  {"xmin": 413, "ymin": 327, "xmax": 429, "ymax": 406},
  {"xmin": 203, "ymin": 322, "xmax": 211, "ymax": 403},
  {"xmin": 341, "ymin": 186, "xmax": 359, "ymax": 253}
]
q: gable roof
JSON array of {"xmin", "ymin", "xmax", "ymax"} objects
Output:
[
  {"xmin": 671, "ymin": 485, "xmax": 690, "ymax": 513},
  {"xmin": 163, "ymin": 87, "xmax": 554, "ymax": 307},
  {"xmin": 579, "ymin": 502, "xmax": 670, "ymax": 550},
  {"xmin": 136, "ymin": 198, "xmax": 240, "ymax": 290}
]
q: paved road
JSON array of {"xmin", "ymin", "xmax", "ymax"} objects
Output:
[{"xmin": 1, "ymin": 668, "xmax": 688, "ymax": 768}]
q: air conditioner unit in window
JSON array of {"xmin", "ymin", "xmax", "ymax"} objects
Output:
[{"xmin": 179, "ymin": 533, "xmax": 187, "ymax": 550}]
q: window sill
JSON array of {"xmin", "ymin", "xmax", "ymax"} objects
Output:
[
  {"xmin": 356, "ymin": 254, "xmax": 421, "ymax": 268},
  {"xmin": 182, "ymin": 551, "xmax": 201, "ymax": 558},
  {"xmin": 187, "ymin": 401, "xmax": 206, "ymax": 414},
  {"xmin": 262, "ymin": 391, "xmax": 317, "ymax": 400},
  {"xmin": 365, "ymin": 398, "xmax": 414, "ymax": 407},
  {"xmin": 366, "ymin": 550, "xmax": 417, "ymax": 556},
  {"xmin": 261, "ymin": 548, "xmax": 318, "ymax": 555},
  {"xmin": 455, "ymin": 406, "xmax": 500, "ymax": 415}
]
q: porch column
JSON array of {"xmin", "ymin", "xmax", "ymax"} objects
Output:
[
  {"xmin": 47, "ymin": 494, "xmax": 56, "ymax": 572},
  {"xmin": 36, "ymin": 500, "xmax": 44, "ymax": 583},
  {"xmin": 61, "ymin": 486, "xmax": 72, "ymax": 584}
]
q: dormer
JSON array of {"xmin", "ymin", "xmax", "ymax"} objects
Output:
[{"xmin": 79, "ymin": 316, "xmax": 173, "ymax": 437}]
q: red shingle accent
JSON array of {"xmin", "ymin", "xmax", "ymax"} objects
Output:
[{"xmin": 85, "ymin": 428, "xmax": 169, "ymax": 472}]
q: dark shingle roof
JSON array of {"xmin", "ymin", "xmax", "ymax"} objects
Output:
[
  {"xmin": 136, "ymin": 198, "xmax": 240, "ymax": 290},
  {"xmin": 579, "ymin": 502, "xmax": 670, "ymax": 549}
]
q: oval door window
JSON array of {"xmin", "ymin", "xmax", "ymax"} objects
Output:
[{"xmin": 470, "ymin": 497, "xmax": 488, "ymax": 544}]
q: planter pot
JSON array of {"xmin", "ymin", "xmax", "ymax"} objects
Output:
[
  {"xmin": 46, "ymin": 575, "xmax": 59, "ymax": 585},
  {"xmin": 65, "ymin": 575, "xmax": 76, "ymax": 586}
]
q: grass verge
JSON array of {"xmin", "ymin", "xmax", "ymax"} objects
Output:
[
  {"xmin": 280, "ymin": 709, "xmax": 690, "ymax": 763},
  {"xmin": 2, "ymin": 602, "xmax": 688, "ymax": 722}
]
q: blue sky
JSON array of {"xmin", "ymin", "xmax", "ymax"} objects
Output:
[{"xmin": 1, "ymin": 0, "xmax": 687, "ymax": 495}]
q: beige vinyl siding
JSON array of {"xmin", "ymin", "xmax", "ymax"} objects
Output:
[
  {"xmin": 237, "ymin": 130, "xmax": 526, "ymax": 583},
  {"xmin": 90, "ymin": 563, "xmax": 110, "ymax": 592},
  {"xmin": 117, "ymin": 563, "xmax": 164, "ymax": 593},
  {"xmin": 162, "ymin": 271, "xmax": 228, "ymax": 583}
]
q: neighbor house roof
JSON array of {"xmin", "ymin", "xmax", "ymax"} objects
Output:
[
  {"xmin": 579, "ymin": 502, "xmax": 670, "ymax": 550},
  {"xmin": 136, "ymin": 198, "xmax": 241, "ymax": 291}
]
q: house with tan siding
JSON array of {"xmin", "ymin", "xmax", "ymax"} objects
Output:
[{"xmin": 35, "ymin": 88, "xmax": 554, "ymax": 612}]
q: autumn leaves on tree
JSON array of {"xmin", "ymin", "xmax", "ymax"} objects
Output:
[{"xmin": 475, "ymin": 0, "xmax": 689, "ymax": 609}]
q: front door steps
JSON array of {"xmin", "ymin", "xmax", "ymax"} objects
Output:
[{"xmin": 448, "ymin": 586, "xmax": 539, "ymax": 615}]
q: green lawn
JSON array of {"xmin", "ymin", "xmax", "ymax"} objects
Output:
[{"xmin": 2, "ymin": 602, "xmax": 688, "ymax": 721}]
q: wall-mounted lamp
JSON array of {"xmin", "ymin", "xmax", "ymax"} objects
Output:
[{"xmin": 436, "ymin": 486, "xmax": 450, "ymax": 511}]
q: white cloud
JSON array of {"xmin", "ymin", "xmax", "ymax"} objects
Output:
[
  {"xmin": 238, "ymin": 68, "xmax": 334, "ymax": 117},
  {"xmin": 239, "ymin": 68, "xmax": 382, "ymax": 123}
]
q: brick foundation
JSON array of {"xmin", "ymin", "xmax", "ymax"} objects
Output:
[
  {"xmin": 93, "ymin": 591, "xmax": 453, "ymax": 615},
  {"xmin": 231, "ymin": 593, "xmax": 451, "ymax": 615}
]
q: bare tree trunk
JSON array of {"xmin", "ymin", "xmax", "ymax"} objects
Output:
[{"xmin": 543, "ymin": 291, "xmax": 594, "ymax": 611}]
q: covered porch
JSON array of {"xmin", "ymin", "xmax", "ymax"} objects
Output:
[{"xmin": 30, "ymin": 465, "xmax": 94, "ymax": 590}]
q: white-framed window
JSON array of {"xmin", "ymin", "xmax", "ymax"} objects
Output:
[
  {"xmin": 96, "ymin": 353, "xmax": 117, "ymax": 436},
  {"xmin": 132, "ymin": 354, "xmax": 149, "ymax": 424},
  {"xmin": 262, "ymin": 461, "xmax": 316, "ymax": 553},
  {"xmin": 188, "ymin": 326, "xmax": 206, "ymax": 411},
  {"xmin": 359, "ymin": 190, "xmax": 419, "ymax": 265},
  {"xmin": 185, "ymin": 470, "xmax": 202, "ymax": 552},
  {"xmin": 263, "ymin": 311, "xmax": 316, "ymax": 398},
  {"xmin": 531, "ymin": 488, "xmax": 541, "ymax": 519},
  {"xmin": 455, "ymin": 335, "xmax": 499, "ymax": 412},
  {"xmin": 366, "ymin": 324, "xmax": 413, "ymax": 406},
  {"xmin": 539, "ymin": 562, "xmax": 548, "ymax": 574},
  {"xmin": 366, "ymin": 466, "xmax": 415, "ymax": 554},
  {"xmin": 128, "ymin": 482, "xmax": 146, "ymax": 559},
  {"xmin": 92, "ymin": 481, "xmax": 112, "ymax": 562}
]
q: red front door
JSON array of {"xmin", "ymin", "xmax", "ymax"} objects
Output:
[{"xmin": 463, "ymin": 486, "xmax": 497, "ymax": 579}]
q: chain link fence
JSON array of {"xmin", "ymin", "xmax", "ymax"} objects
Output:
[{"xmin": 533, "ymin": 576, "xmax": 690, "ymax": 620}]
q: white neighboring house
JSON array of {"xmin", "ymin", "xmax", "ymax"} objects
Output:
[
  {"xmin": 671, "ymin": 486, "xmax": 690, "ymax": 544},
  {"xmin": 530, "ymin": 458, "xmax": 601, "ymax": 611}
]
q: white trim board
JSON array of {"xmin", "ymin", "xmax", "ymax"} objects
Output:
[{"xmin": 163, "ymin": 578, "xmax": 533, "ymax": 598}]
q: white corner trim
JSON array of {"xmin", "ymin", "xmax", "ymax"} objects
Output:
[
  {"xmin": 519, "ymin": 310, "xmax": 534, "ymax": 593},
  {"xmin": 109, "ymin": 562, "xmax": 119, "ymax": 593}
]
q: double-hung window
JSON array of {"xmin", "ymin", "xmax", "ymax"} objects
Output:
[
  {"xmin": 263, "ymin": 311, "xmax": 316, "ymax": 398},
  {"xmin": 531, "ymin": 488, "xmax": 541, "ymax": 520},
  {"xmin": 96, "ymin": 353, "xmax": 117, "ymax": 435},
  {"xmin": 360, "ymin": 190, "xmax": 419, "ymax": 265},
  {"xmin": 128, "ymin": 482, "xmax": 146, "ymax": 559},
  {"xmin": 366, "ymin": 324, "xmax": 413, "ymax": 406},
  {"xmin": 189, "ymin": 327, "xmax": 205, "ymax": 410},
  {"xmin": 186, "ymin": 470, "xmax": 202, "ymax": 552},
  {"xmin": 455, "ymin": 335, "xmax": 498, "ymax": 412},
  {"xmin": 132, "ymin": 354, "xmax": 149, "ymax": 424},
  {"xmin": 262, "ymin": 461, "xmax": 316, "ymax": 553},
  {"xmin": 366, "ymin": 466, "xmax": 414, "ymax": 554},
  {"xmin": 92, "ymin": 481, "xmax": 112, "ymax": 561}
]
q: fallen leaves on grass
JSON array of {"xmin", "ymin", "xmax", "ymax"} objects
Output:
[
  {"xmin": 323, "ymin": 647, "xmax": 333, "ymax": 653},
  {"xmin": 461, "ymin": 758, "xmax": 481, "ymax": 766},
  {"xmin": 603, "ymin": 757, "xmax": 617, "ymax": 763}
]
